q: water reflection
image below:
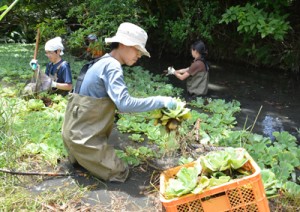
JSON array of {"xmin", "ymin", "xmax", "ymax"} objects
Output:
[
  {"xmin": 208, "ymin": 83, "xmax": 227, "ymax": 92},
  {"xmin": 262, "ymin": 115, "xmax": 284, "ymax": 141}
]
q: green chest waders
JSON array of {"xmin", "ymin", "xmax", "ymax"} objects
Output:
[
  {"xmin": 187, "ymin": 70, "xmax": 209, "ymax": 96},
  {"xmin": 62, "ymin": 93, "xmax": 128, "ymax": 182}
]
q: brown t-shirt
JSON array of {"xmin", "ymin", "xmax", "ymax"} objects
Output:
[{"xmin": 186, "ymin": 59, "xmax": 209, "ymax": 95}]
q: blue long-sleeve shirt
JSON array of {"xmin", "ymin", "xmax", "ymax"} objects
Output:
[{"xmin": 79, "ymin": 54, "xmax": 168, "ymax": 113}]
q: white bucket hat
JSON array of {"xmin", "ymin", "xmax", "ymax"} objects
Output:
[
  {"xmin": 105, "ymin": 22, "xmax": 150, "ymax": 57},
  {"xmin": 45, "ymin": 37, "xmax": 64, "ymax": 56}
]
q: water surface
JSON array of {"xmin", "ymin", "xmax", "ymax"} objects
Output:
[{"xmin": 139, "ymin": 57, "xmax": 300, "ymax": 141}]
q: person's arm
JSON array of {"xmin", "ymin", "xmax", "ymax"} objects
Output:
[
  {"xmin": 55, "ymin": 62, "xmax": 73, "ymax": 91},
  {"xmin": 53, "ymin": 82, "xmax": 72, "ymax": 91},
  {"xmin": 104, "ymin": 65, "xmax": 173, "ymax": 113},
  {"xmin": 174, "ymin": 67, "xmax": 190, "ymax": 81},
  {"xmin": 177, "ymin": 67, "xmax": 189, "ymax": 74}
]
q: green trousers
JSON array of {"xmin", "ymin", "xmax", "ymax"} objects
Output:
[{"xmin": 62, "ymin": 93, "xmax": 128, "ymax": 182}]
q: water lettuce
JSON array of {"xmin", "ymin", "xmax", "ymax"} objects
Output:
[
  {"xmin": 164, "ymin": 160, "xmax": 202, "ymax": 199},
  {"xmin": 151, "ymin": 98, "xmax": 191, "ymax": 131},
  {"xmin": 163, "ymin": 148, "xmax": 251, "ymax": 199},
  {"xmin": 200, "ymin": 147, "xmax": 248, "ymax": 172}
]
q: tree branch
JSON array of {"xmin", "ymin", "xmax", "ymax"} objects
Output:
[{"xmin": 0, "ymin": 168, "xmax": 85, "ymax": 177}]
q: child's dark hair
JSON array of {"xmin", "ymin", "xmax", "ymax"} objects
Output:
[
  {"xmin": 191, "ymin": 40, "xmax": 208, "ymax": 59},
  {"xmin": 191, "ymin": 40, "xmax": 209, "ymax": 71}
]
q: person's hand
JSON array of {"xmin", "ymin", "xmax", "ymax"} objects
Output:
[
  {"xmin": 166, "ymin": 67, "xmax": 176, "ymax": 76},
  {"xmin": 29, "ymin": 59, "xmax": 38, "ymax": 71},
  {"xmin": 162, "ymin": 97, "xmax": 177, "ymax": 110},
  {"xmin": 51, "ymin": 81, "xmax": 57, "ymax": 88}
]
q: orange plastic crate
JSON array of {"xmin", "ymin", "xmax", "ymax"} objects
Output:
[{"xmin": 160, "ymin": 148, "xmax": 270, "ymax": 212}]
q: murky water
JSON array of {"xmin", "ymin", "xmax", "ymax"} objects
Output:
[
  {"xmin": 139, "ymin": 57, "xmax": 300, "ymax": 142},
  {"xmin": 209, "ymin": 62, "xmax": 300, "ymax": 141}
]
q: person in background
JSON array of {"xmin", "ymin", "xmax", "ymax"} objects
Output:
[
  {"xmin": 29, "ymin": 37, "xmax": 72, "ymax": 96},
  {"xmin": 86, "ymin": 34, "xmax": 103, "ymax": 59},
  {"xmin": 62, "ymin": 22, "xmax": 177, "ymax": 183},
  {"xmin": 165, "ymin": 40, "xmax": 209, "ymax": 97}
]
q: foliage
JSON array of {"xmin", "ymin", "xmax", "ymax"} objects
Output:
[
  {"xmin": 162, "ymin": 1, "xmax": 219, "ymax": 54},
  {"xmin": 218, "ymin": 1, "xmax": 299, "ymax": 72},
  {"xmin": 0, "ymin": 0, "xmax": 19, "ymax": 22},
  {"xmin": 123, "ymin": 66, "xmax": 183, "ymax": 97},
  {"xmin": 0, "ymin": 180, "xmax": 88, "ymax": 211},
  {"xmin": 0, "ymin": 43, "xmax": 91, "ymax": 210},
  {"xmin": 261, "ymin": 169, "xmax": 279, "ymax": 196},
  {"xmin": 151, "ymin": 98, "xmax": 191, "ymax": 131},
  {"xmin": 66, "ymin": 0, "xmax": 149, "ymax": 53},
  {"xmin": 220, "ymin": 3, "xmax": 290, "ymax": 41},
  {"xmin": 283, "ymin": 181, "xmax": 300, "ymax": 198},
  {"xmin": 218, "ymin": 130, "xmax": 300, "ymax": 196},
  {"xmin": 37, "ymin": 19, "xmax": 68, "ymax": 43},
  {"xmin": 128, "ymin": 133, "xmax": 144, "ymax": 143},
  {"xmin": 164, "ymin": 159, "xmax": 202, "ymax": 199},
  {"xmin": 1, "ymin": 0, "xmax": 300, "ymax": 72},
  {"xmin": 0, "ymin": 44, "xmax": 34, "ymax": 82},
  {"xmin": 200, "ymin": 148, "xmax": 248, "ymax": 172},
  {"xmin": 0, "ymin": 0, "xmax": 83, "ymax": 43},
  {"xmin": 0, "ymin": 94, "xmax": 68, "ymax": 168},
  {"xmin": 163, "ymin": 148, "xmax": 251, "ymax": 199},
  {"xmin": 116, "ymin": 146, "xmax": 157, "ymax": 167}
]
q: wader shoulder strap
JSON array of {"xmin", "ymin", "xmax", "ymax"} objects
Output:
[
  {"xmin": 74, "ymin": 55, "xmax": 110, "ymax": 94},
  {"xmin": 50, "ymin": 61, "xmax": 67, "ymax": 82}
]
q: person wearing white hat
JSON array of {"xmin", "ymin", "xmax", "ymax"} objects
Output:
[
  {"xmin": 62, "ymin": 22, "xmax": 177, "ymax": 182},
  {"xmin": 29, "ymin": 37, "xmax": 72, "ymax": 95}
]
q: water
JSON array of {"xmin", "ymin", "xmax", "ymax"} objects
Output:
[
  {"xmin": 208, "ymin": 62, "xmax": 300, "ymax": 141},
  {"xmin": 262, "ymin": 115, "xmax": 284, "ymax": 141},
  {"xmin": 139, "ymin": 56, "xmax": 300, "ymax": 142}
]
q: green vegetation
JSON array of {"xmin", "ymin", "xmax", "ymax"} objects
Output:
[
  {"xmin": 0, "ymin": 44, "xmax": 299, "ymax": 210},
  {"xmin": 163, "ymin": 148, "xmax": 250, "ymax": 199},
  {"xmin": 1, "ymin": 0, "xmax": 300, "ymax": 72},
  {"xmin": 0, "ymin": 0, "xmax": 19, "ymax": 22}
]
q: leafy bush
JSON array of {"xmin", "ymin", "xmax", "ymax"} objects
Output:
[{"xmin": 220, "ymin": 3, "xmax": 290, "ymax": 41}]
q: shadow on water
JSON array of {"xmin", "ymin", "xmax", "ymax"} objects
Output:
[{"xmin": 138, "ymin": 56, "xmax": 300, "ymax": 142}]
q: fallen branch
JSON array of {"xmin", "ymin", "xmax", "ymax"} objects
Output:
[{"xmin": 0, "ymin": 168, "xmax": 85, "ymax": 177}]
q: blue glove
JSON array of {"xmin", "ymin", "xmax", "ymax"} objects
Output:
[
  {"xmin": 162, "ymin": 97, "xmax": 177, "ymax": 110},
  {"xmin": 29, "ymin": 59, "xmax": 38, "ymax": 71}
]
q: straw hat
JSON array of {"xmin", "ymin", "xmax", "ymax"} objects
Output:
[{"xmin": 105, "ymin": 22, "xmax": 150, "ymax": 57}]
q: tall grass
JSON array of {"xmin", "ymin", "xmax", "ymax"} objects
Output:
[{"xmin": 0, "ymin": 43, "xmax": 87, "ymax": 210}]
